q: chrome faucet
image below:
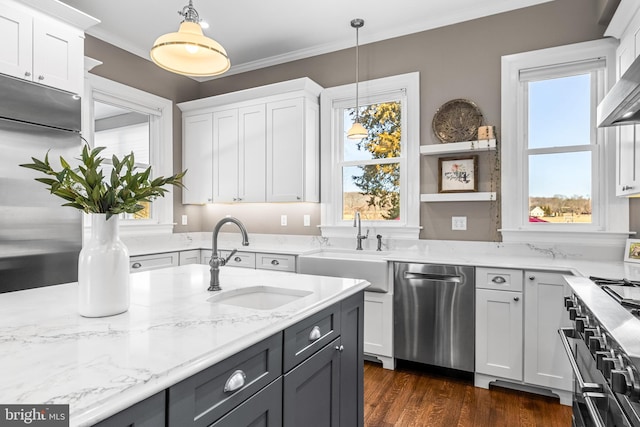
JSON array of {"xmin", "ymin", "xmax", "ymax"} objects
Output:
[
  {"xmin": 209, "ymin": 217, "xmax": 249, "ymax": 291},
  {"xmin": 353, "ymin": 211, "xmax": 369, "ymax": 250}
]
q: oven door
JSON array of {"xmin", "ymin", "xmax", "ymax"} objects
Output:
[{"xmin": 560, "ymin": 327, "xmax": 608, "ymax": 427}]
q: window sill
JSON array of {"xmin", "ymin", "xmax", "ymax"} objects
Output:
[
  {"xmin": 319, "ymin": 225, "xmax": 421, "ymax": 240},
  {"xmin": 500, "ymin": 228, "xmax": 634, "ymax": 246}
]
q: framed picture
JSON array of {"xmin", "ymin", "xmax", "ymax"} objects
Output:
[
  {"xmin": 438, "ymin": 155, "xmax": 478, "ymax": 193},
  {"xmin": 624, "ymin": 239, "xmax": 640, "ymax": 263}
]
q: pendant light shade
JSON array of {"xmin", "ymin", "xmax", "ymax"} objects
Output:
[
  {"xmin": 150, "ymin": 1, "xmax": 230, "ymax": 77},
  {"xmin": 347, "ymin": 18, "xmax": 366, "ymax": 140}
]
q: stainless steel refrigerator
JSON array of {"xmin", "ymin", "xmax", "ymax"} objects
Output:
[{"xmin": 0, "ymin": 74, "xmax": 83, "ymax": 293}]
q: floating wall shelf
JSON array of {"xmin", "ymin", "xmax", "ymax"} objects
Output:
[
  {"xmin": 420, "ymin": 139, "xmax": 497, "ymax": 156},
  {"xmin": 420, "ymin": 192, "xmax": 497, "ymax": 202}
]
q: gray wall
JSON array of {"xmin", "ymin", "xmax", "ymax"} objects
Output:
[{"xmin": 83, "ymin": 0, "xmax": 639, "ymax": 241}]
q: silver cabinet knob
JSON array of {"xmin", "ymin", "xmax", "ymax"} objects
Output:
[
  {"xmin": 528, "ymin": 275, "xmax": 535, "ymax": 281},
  {"xmin": 309, "ymin": 326, "xmax": 321, "ymax": 341},
  {"xmin": 24, "ymin": 71, "xmax": 31, "ymax": 77},
  {"xmin": 271, "ymin": 259, "xmax": 279, "ymax": 266},
  {"xmin": 513, "ymin": 296, "xmax": 520, "ymax": 302},
  {"xmin": 234, "ymin": 256, "xmax": 242, "ymax": 263},
  {"xmin": 224, "ymin": 370, "xmax": 246, "ymax": 393},
  {"xmin": 38, "ymin": 75, "xmax": 45, "ymax": 80},
  {"xmin": 335, "ymin": 345, "xmax": 344, "ymax": 352},
  {"xmin": 132, "ymin": 262, "xmax": 142, "ymax": 269}
]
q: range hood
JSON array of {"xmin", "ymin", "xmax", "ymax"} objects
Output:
[{"xmin": 598, "ymin": 53, "xmax": 640, "ymax": 127}]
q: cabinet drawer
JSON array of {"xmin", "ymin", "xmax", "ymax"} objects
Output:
[
  {"xmin": 256, "ymin": 253, "xmax": 296, "ymax": 272},
  {"xmin": 220, "ymin": 250, "xmax": 256, "ymax": 268},
  {"xmin": 130, "ymin": 252, "xmax": 179, "ymax": 272},
  {"xmin": 168, "ymin": 333, "xmax": 282, "ymax": 427},
  {"xmin": 283, "ymin": 304, "xmax": 341, "ymax": 372},
  {"xmin": 179, "ymin": 250, "xmax": 201, "ymax": 266},
  {"xmin": 94, "ymin": 390, "xmax": 165, "ymax": 427},
  {"xmin": 476, "ymin": 267, "xmax": 523, "ymax": 292}
]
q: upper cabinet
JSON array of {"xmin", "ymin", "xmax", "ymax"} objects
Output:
[
  {"xmin": 606, "ymin": 0, "xmax": 640, "ymax": 196},
  {"xmin": 178, "ymin": 78, "xmax": 323, "ymax": 204},
  {"xmin": 0, "ymin": 0, "xmax": 98, "ymax": 95}
]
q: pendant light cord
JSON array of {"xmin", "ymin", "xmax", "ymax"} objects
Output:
[{"xmin": 355, "ymin": 24, "xmax": 360, "ymax": 122}]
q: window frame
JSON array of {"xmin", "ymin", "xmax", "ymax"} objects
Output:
[
  {"xmin": 319, "ymin": 72, "xmax": 420, "ymax": 239},
  {"xmin": 501, "ymin": 38, "xmax": 629, "ymax": 245},
  {"xmin": 83, "ymin": 73, "xmax": 175, "ymax": 235}
]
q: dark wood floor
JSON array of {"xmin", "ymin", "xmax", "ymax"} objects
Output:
[{"xmin": 364, "ymin": 362, "xmax": 572, "ymax": 427}]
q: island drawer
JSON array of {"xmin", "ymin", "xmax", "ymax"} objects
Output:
[
  {"xmin": 168, "ymin": 332, "xmax": 282, "ymax": 427},
  {"xmin": 130, "ymin": 252, "xmax": 179, "ymax": 272},
  {"xmin": 283, "ymin": 304, "xmax": 341, "ymax": 372},
  {"xmin": 220, "ymin": 250, "xmax": 256, "ymax": 269},
  {"xmin": 256, "ymin": 253, "xmax": 296, "ymax": 272},
  {"xmin": 476, "ymin": 267, "xmax": 523, "ymax": 292}
]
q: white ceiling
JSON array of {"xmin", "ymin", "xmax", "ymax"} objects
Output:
[{"xmin": 58, "ymin": 0, "xmax": 553, "ymax": 79}]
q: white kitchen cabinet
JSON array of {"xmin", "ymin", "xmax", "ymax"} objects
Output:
[
  {"xmin": 130, "ymin": 252, "xmax": 179, "ymax": 272},
  {"xmin": 199, "ymin": 249, "xmax": 296, "ymax": 272},
  {"xmin": 475, "ymin": 267, "xmax": 523, "ymax": 381},
  {"xmin": 178, "ymin": 78, "xmax": 322, "ymax": 204},
  {"xmin": 608, "ymin": 2, "xmax": 640, "ymax": 196},
  {"xmin": 0, "ymin": 0, "xmax": 85, "ymax": 94},
  {"xmin": 179, "ymin": 250, "xmax": 201, "ymax": 266},
  {"xmin": 182, "ymin": 113, "xmax": 213, "ymax": 204},
  {"xmin": 476, "ymin": 288, "xmax": 523, "ymax": 380},
  {"xmin": 363, "ymin": 291, "xmax": 394, "ymax": 369},
  {"xmin": 266, "ymin": 97, "xmax": 319, "ymax": 202},
  {"xmin": 523, "ymin": 270, "xmax": 573, "ymax": 392},
  {"xmin": 475, "ymin": 267, "xmax": 572, "ymax": 405},
  {"xmin": 256, "ymin": 252, "xmax": 296, "ymax": 272}
]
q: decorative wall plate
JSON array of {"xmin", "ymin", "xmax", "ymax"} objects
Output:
[{"xmin": 432, "ymin": 99, "xmax": 483, "ymax": 143}]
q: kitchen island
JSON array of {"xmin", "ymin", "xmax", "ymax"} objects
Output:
[{"xmin": 0, "ymin": 265, "xmax": 368, "ymax": 426}]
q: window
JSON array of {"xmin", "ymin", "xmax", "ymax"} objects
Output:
[
  {"xmin": 84, "ymin": 74, "xmax": 174, "ymax": 234},
  {"xmin": 501, "ymin": 39, "xmax": 629, "ymax": 245},
  {"xmin": 320, "ymin": 73, "xmax": 420, "ymax": 239}
]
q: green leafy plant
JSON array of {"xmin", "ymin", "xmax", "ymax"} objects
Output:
[{"xmin": 20, "ymin": 145, "xmax": 186, "ymax": 220}]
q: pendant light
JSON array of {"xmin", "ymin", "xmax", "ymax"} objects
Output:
[
  {"xmin": 150, "ymin": 1, "xmax": 230, "ymax": 77},
  {"xmin": 347, "ymin": 18, "xmax": 367, "ymax": 140}
]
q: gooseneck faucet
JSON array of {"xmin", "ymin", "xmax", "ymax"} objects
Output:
[
  {"xmin": 353, "ymin": 211, "xmax": 369, "ymax": 250},
  {"xmin": 209, "ymin": 217, "xmax": 249, "ymax": 291}
]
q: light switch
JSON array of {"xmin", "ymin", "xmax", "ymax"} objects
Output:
[
  {"xmin": 303, "ymin": 215, "xmax": 310, "ymax": 227},
  {"xmin": 181, "ymin": 214, "xmax": 188, "ymax": 225},
  {"xmin": 281, "ymin": 215, "xmax": 287, "ymax": 226},
  {"xmin": 452, "ymin": 216, "xmax": 467, "ymax": 231}
]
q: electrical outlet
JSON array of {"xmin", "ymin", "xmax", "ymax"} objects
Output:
[
  {"xmin": 181, "ymin": 214, "xmax": 188, "ymax": 225},
  {"xmin": 452, "ymin": 216, "xmax": 467, "ymax": 231},
  {"xmin": 303, "ymin": 215, "xmax": 310, "ymax": 227},
  {"xmin": 281, "ymin": 215, "xmax": 287, "ymax": 226}
]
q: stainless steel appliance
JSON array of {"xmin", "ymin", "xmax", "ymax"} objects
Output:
[
  {"xmin": 561, "ymin": 276, "xmax": 640, "ymax": 427},
  {"xmin": 0, "ymin": 73, "xmax": 83, "ymax": 293},
  {"xmin": 598, "ymin": 53, "xmax": 640, "ymax": 127},
  {"xmin": 394, "ymin": 262, "xmax": 475, "ymax": 372}
]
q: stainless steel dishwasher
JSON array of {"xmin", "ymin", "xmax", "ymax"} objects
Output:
[{"xmin": 394, "ymin": 262, "xmax": 474, "ymax": 372}]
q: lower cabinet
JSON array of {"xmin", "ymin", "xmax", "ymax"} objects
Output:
[
  {"xmin": 363, "ymin": 291, "xmax": 393, "ymax": 369},
  {"xmin": 475, "ymin": 267, "xmax": 573, "ymax": 404},
  {"xmin": 130, "ymin": 252, "xmax": 179, "ymax": 272},
  {"xmin": 100, "ymin": 291, "xmax": 364, "ymax": 426},
  {"xmin": 200, "ymin": 249, "xmax": 297, "ymax": 272}
]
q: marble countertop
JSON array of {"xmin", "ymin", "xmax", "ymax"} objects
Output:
[{"xmin": 0, "ymin": 265, "xmax": 369, "ymax": 426}]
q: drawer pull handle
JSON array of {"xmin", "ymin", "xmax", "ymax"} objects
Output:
[
  {"xmin": 224, "ymin": 370, "xmax": 246, "ymax": 393},
  {"xmin": 309, "ymin": 326, "xmax": 321, "ymax": 341},
  {"xmin": 234, "ymin": 256, "xmax": 242, "ymax": 262},
  {"xmin": 491, "ymin": 276, "xmax": 506, "ymax": 284},
  {"xmin": 271, "ymin": 259, "xmax": 280, "ymax": 266},
  {"xmin": 132, "ymin": 262, "xmax": 142, "ymax": 269}
]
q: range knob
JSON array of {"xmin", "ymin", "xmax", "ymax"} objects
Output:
[
  {"xmin": 575, "ymin": 316, "xmax": 590, "ymax": 333},
  {"xmin": 602, "ymin": 355, "xmax": 622, "ymax": 379},
  {"xmin": 564, "ymin": 296, "xmax": 574, "ymax": 309},
  {"xmin": 568, "ymin": 307, "xmax": 579, "ymax": 320},
  {"xmin": 589, "ymin": 336, "xmax": 603, "ymax": 353},
  {"xmin": 595, "ymin": 351, "xmax": 611, "ymax": 371},
  {"xmin": 611, "ymin": 364, "xmax": 640, "ymax": 400}
]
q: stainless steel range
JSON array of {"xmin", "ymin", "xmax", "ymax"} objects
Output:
[{"xmin": 562, "ymin": 275, "xmax": 640, "ymax": 427}]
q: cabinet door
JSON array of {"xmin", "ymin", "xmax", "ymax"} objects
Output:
[
  {"xmin": 283, "ymin": 337, "xmax": 341, "ymax": 427},
  {"xmin": 266, "ymin": 98, "xmax": 304, "ymax": 202},
  {"xmin": 211, "ymin": 378, "xmax": 282, "ymax": 427},
  {"xmin": 179, "ymin": 250, "xmax": 200, "ymax": 266},
  {"xmin": 238, "ymin": 104, "xmax": 266, "ymax": 202},
  {"xmin": 94, "ymin": 391, "xmax": 165, "ymax": 427},
  {"xmin": 213, "ymin": 109, "xmax": 239, "ymax": 202},
  {"xmin": 340, "ymin": 292, "xmax": 364, "ymax": 427},
  {"xmin": 32, "ymin": 18, "xmax": 83, "ymax": 94},
  {"xmin": 475, "ymin": 289, "xmax": 523, "ymax": 381},
  {"xmin": 363, "ymin": 291, "xmax": 393, "ymax": 358},
  {"xmin": 0, "ymin": 4, "xmax": 32, "ymax": 80},
  {"xmin": 523, "ymin": 271, "xmax": 573, "ymax": 391},
  {"xmin": 183, "ymin": 113, "xmax": 213, "ymax": 204}
]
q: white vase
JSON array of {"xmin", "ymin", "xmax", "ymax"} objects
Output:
[{"xmin": 78, "ymin": 214, "xmax": 130, "ymax": 317}]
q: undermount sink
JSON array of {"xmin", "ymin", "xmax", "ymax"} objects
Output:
[
  {"xmin": 207, "ymin": 286, "xmax": 312, "ymax": 310},
  {"xmin": 298, "ymin": 249, "xmax": 390, "ymax": 293}
]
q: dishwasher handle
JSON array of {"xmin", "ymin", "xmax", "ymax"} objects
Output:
[{"xmin": 403, "ymin": 271, "xmax": 462, "ymax": 283}]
